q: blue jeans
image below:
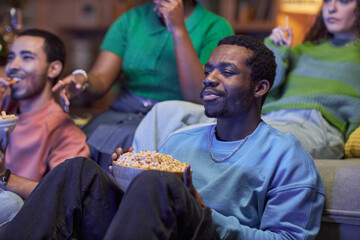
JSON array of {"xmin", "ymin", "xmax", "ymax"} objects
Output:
[
  {"xmin": 0, "ymin": 158, "xmax": 218, "ymax": 240},
  {"xmin": 0, "ymin": 190, "xmax": 24, "ymax": 229}
]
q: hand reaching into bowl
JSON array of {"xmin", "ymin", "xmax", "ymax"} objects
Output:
[{"xmin": 110, "ymin": 147, "xmax": 134, "ymax": 174}]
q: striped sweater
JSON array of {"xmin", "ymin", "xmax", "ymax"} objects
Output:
[{"xmin": 263, "ymin": 38, "xmax": 360, "ymax": 139}]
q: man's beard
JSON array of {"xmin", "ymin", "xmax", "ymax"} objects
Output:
[{"xmin": 203, "ymin": 106, "xmax": 227, "ymax": 119}]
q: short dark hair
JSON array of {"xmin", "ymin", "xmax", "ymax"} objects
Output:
[
  {"xmin": 218, "ymin": 35, "xmax": 276, "ymax": 87},
  {"xmin": 218, "ymin": 35, "xmax": 276, "ymax": 105},
  {"xmin": 18, "ymin": 29, "xmax": 65, "ymax": 79}
]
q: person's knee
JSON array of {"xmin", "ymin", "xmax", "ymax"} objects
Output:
[
  {"xmin": 80, "ymin": 156, "xmax": 102, "ymax": 169},
  {"xmin": 129, "ymin": 170, "xmax": 180, "ymax": 191},
  {"xmin": 124, "ymin": 170, "xmax": 187, "ymax": 211},
  {"xmin": 46, "ymin": 157, "xmax": 96, "ymax": 181}
]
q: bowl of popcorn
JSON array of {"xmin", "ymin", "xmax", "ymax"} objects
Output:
[
  {"xmin": 0, "ymin": 111, "xmax": 18, "ymax": 134},
  {"xmin": 112, "ymin": 151, "xmax": 189, "ymax": 192}
]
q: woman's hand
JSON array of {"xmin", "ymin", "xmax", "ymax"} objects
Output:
[
  {"xmin": 52, "ymin": 73, "xmax": 88, "ymax": 112},
  {"xmin": 183, "ymin": 165, "xmax": 205, "ymax": 208},
  {"xmin": 154, "ymin": 0, "xmax": 185, "ymax": 34},
  {"xmin": 269, "ymin": 26, "xmax": 293, "ymax": 47}
]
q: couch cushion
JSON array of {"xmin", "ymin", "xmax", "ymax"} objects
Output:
[{"xmin": 314, "ymin": 159, "xmax": 360, "ymax": 226}]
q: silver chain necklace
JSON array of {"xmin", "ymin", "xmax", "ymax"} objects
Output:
[{"xmin": 209, "ymin": 127, "xmax": 249, "ymax": 162}]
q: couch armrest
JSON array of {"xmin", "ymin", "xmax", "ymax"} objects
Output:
[
  {"xmin": 314, "ymin": 159, "xmax": 360, "ymax": 226},
  {"xmin": 314, "ymin": 159, "xmax": 360, "ymax": 239}
]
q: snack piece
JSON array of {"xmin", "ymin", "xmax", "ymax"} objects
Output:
[
  {"xmin": 6, "ymin": 78, "xmax": 20, "ymax": 85},
  {"xmin": 7, "ymin": 80, "xmax": 17, "ymax": 85},
  {"xmin": 0, "ymin": 111, "xmax": 17, "ymax": 120},
  {"xmin": 114, "ymin": 151, "xmax": 188, "ymax": 172}
]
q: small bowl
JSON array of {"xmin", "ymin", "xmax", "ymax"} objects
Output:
[
  {"xmin": 112, "ymin": 162, "xmax": 184, "ymax": 192},
  {"xmin": 0, "ymin": 116, "xmax": 19, "ymax": 133}
]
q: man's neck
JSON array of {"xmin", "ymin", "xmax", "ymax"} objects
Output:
[
  {"xmin": 215, "ymin": 116, "xmax": 261, "ymax": 141},
  {"xmin": 18, "ymin": 87, "xmax": 53, "ymax": 114}
]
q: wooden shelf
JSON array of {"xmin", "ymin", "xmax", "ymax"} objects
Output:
[
  {"xmin": 233, "ymin": 21, "xmax": 275, "ymax": 33},
  {"xmin": 59, "ymin": 26, "xmax": 108, "ymax": 39},
  {"xmin": 218, "ymin": 0, "xmax": 277, "ymax": 35}
]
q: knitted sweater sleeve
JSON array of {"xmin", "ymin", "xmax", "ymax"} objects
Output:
[{"xmin": 264, "ymin": 37, "xmax": 293, "ymax": 103}]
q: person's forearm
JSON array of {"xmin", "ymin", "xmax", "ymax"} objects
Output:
[
  {"xmin": 79, "ymin": 50, "xmax": 123, "ymax": 101},
  {"xmin": 172, "ymin": 27, "xmax": 204, "ymax": 103},
  {"xmin": 3, "ymin": 173, "xmax": 38, "ymax": 199},
  {"xmin": 212, "ymin": 210, "xmax": 287, "ymax": 240},
  {"xmin": 79, "ymin": 72, "xmax": 113, "ymax": 101},
  {"xmin": 264, "ymin": 38, "xmax": 291, "ymax": 90}
]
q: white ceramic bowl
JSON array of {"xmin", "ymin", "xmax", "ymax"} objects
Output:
[
  {"xmin": 0, "ymin": 116, "xmax": 19, "ymax": 133},
  {"xmin": 112, "ymin": 162, "xmax": 184, "ymax": 192}
]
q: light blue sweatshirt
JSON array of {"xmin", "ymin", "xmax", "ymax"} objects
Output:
[{"xmin": 159, "ymin": 121, "xmax": 325, "ymax": 240}]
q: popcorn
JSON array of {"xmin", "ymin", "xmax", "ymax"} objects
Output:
[
  {"xmin": 115, "ymin": 151, "xmax": 188, "ymax": 172},
  {"xmin": 0, "ymin": 111, "xmax": 16, "ymax": 120}
]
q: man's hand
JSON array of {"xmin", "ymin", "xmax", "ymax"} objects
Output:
[
  {"xmin": 0, "ymin": 77, "xmax": 10, "ymax": 99},
  {"xmin": 109, "ymin": 146, "xmax": 134, "ymax": 174},
  {"xmin": 51, "ymin": 73, "xmax": 88, "ymax": 112},
  {"xmin": 183, "ymin": 165, "xmax": 205, "ymax": 208},
  {"xmin": 154, "ymin": 0, "xmax": 185, "ymax": 34},
  {"xmin": 0, "ymin": 129, "xmax": 9, "ymax": 178},
  {"xmin": 111, "ymin": 146, "xmax": 134, "ymax": 161}
]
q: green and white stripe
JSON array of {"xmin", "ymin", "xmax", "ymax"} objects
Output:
[{"xmin": 263, "ymin": 38, "xmax": 360, "ymax": 138}]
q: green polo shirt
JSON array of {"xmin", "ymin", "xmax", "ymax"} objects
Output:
[{"xmin": 101, "ymin": 3, "xmax": 234, "ymax": 101}]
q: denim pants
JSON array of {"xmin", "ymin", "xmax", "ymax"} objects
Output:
[
  {"xmin": 0, "ymin": 190, "xmax": 24, "ymax": 229},
  {"xmin": 0, "ymin": 157, "xmax": 218, "ymax": 240}
]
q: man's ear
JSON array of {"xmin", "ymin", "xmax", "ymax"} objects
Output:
[
  {"xmin": 47, "ymin": 60, "xmax": 63, "ymax": 79},
  {"xmin": 254, "ymin": 79, "xmax": 270, "ymax": 98}
]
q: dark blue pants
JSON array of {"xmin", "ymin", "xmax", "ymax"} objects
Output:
[{"xmin": 0, "ymin": 158, "xmax": 218, "ymax": 240}]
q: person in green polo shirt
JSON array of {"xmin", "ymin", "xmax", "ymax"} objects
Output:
[{"xmin": 52, "ymin": 0, "xmax": 233, "ymax": 169}]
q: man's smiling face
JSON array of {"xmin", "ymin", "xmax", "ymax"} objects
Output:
[
  {"xmin": 5, "ymin": 35, "xmax": 49, "ymax": 100},
  {"xmin": 200, "ymin": 44, "xmax": 255, "ymax": 120}
]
